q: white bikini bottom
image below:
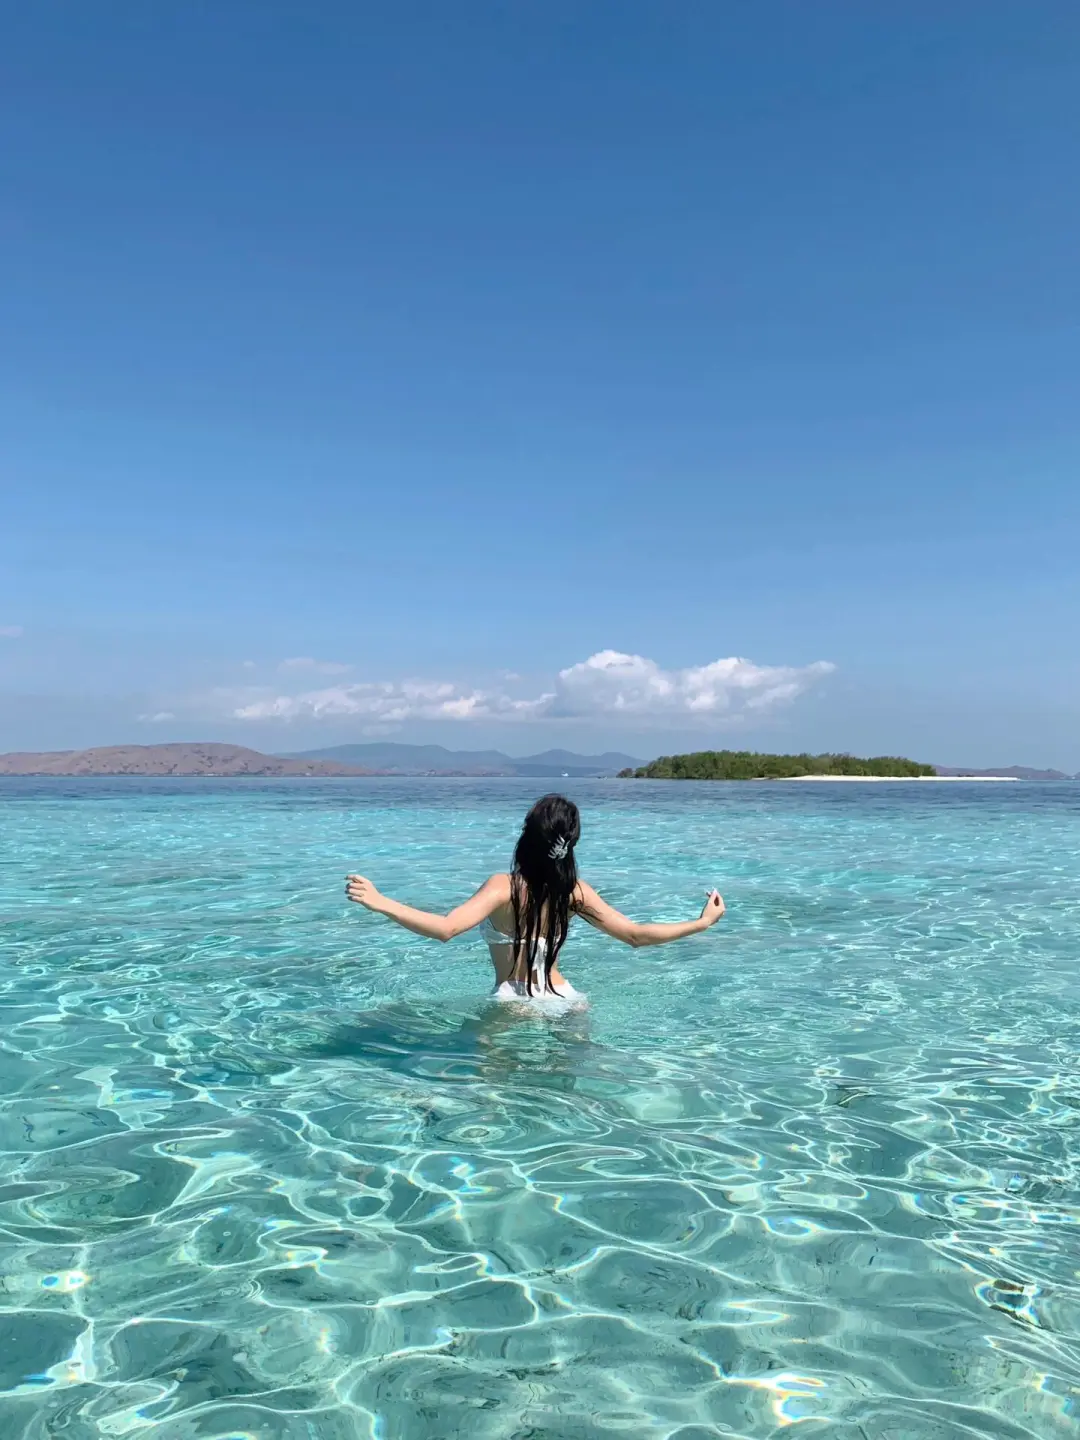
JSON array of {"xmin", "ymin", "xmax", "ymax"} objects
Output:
[{"xmin": 492, "ymin": 976, "xmax": 585, "ymax": 1004}]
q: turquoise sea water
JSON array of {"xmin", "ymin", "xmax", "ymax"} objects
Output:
[{"xmin": 2, "ymin": 777, "xmax": 1080, "ymax": 1438}]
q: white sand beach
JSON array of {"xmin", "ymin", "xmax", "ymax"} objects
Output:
[{"xmin": 786, "ymin": 774, "xmax": 1020, "ymax": 782}]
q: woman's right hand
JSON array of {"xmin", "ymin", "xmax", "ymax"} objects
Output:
[
  {"xmin": 346, "ymin": 874, "xmax": 384, "ymax": 912},
  {"xmin": 700, "ymin": 889, "xmax": 725, "ymax": 925}
]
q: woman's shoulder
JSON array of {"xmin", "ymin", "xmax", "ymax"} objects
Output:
[{"xmin": 481, "ymin": 872, "xmax": 513, "ymax": 896}]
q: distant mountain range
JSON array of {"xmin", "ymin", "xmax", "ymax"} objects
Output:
[
  {"xmin": 285, "ymin": 743, "xmax": 641, "ymax": 776},
  {"xmin": 0, "ymin": 743, "xmax": 371, "ymax": 777},
  {"xmin": 934, "ymin": 765, "xmax": 1074, "ymax": 781},
  {"xmin": 0, "ymin": 742, "xmax": 637, "ymax": 778}
]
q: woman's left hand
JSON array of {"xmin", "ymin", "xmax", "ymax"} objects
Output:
[
  {"xmin": 699, "ymin": 889, "xmax": 725, "ymax": 925},
  {"xmin": 346, "ymin": 874, "xmax": 384, "ymax": 911}
]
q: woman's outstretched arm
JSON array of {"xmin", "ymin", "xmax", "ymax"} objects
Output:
[
  {"xmin": 575, "ymin": 880, "xmax": 724, "ymax": 948},
  {"xmin": 346, "ymin": 872, "xmax": 511, "ymax": 942}
]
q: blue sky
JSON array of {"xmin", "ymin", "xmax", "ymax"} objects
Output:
[{"xmin": 2, "ymin": 2, "xmax": 1078, "ymax": 766}]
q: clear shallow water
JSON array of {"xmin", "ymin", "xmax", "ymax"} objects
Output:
[{"xmin": 2, "ymin": 777, "xmax": 1080, "ymax": 1439}]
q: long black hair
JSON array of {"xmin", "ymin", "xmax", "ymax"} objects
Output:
[{"xmin": 510, "ymin": 793, "xmax": 581, "ymax": 995}]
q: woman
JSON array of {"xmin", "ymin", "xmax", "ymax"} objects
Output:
[{"xmin": 345, "ymin": 793, "xmax": 725, "ymax": 1002}]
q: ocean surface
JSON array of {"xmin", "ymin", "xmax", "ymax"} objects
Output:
[{"xmin": 2, "ymin": 777, "xmax": 1080, "ymax": 1439}]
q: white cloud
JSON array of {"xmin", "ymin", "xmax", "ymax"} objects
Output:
[
  {"xmin": 137, "ymin": 711, "xmax": 176, "ymax": 723},
  {"xmin": 549, "ymin": 650, "xmax": 835, "ymax": 717},
  {"xmin": 278, "ymin": 657, "xmax": 352, "ymax": 676},
  {"xmin": 0, "ymin": 625, "xmax": 24, "ymax": 638},
  {"xmin": 230, "ymin": 650, "xmax": 834, "ymax": 726},
  {"xmin": 233, "ymin": 679, "xmax": 543, "ymax": 723}
]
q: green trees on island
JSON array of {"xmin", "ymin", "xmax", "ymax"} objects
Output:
[{"xmin": 618, "ymin": 751, "xmax": 935, "ymax": 780}]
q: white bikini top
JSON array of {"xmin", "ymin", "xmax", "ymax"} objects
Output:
[{"xmin": 480, "ymin": 917, "xmax": 549, "ymax": 952}]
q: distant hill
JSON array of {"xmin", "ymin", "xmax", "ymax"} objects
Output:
[
  {"xmin": 934, "ymin": 765, "xmax": 1074, "ymax": 781},
  {"xmin": 287, "ymin": 743, "xmax": 640, "ymax": 776},
  {"xmin": 0, "ymin": 743, "xmax": 371, "ymax": 777}
]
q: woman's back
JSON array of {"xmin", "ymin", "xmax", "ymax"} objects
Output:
[{"xmin": 479, "ymin": 878, "xmax": 580, "ymax": 999}]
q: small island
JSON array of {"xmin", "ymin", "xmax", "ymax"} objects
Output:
[{"xmin": 619, "ymin": 750, "xmax": 935, "ymax": 780}]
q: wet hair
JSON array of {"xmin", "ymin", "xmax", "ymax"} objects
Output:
[{"xmin": 510, "ymin": 793, "xmax": 581, "ymax": 995}]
